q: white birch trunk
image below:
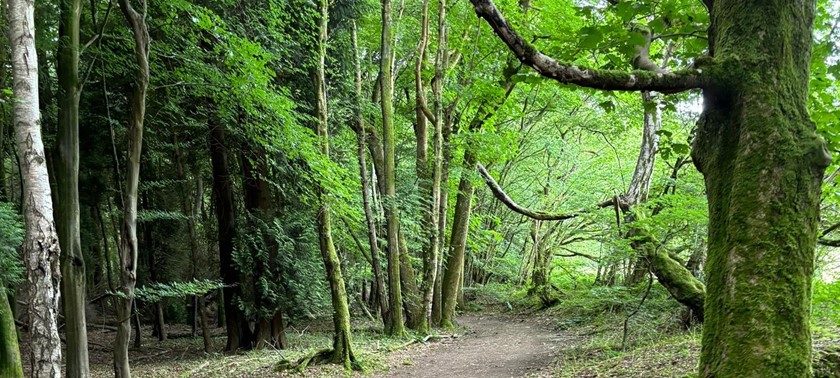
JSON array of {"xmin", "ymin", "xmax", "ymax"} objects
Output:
[{"xmin": 8, "ymin": 0, "xmax": 63, "ymax": 376}]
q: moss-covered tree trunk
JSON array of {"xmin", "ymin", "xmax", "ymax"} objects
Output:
[
  {"xmin": 314, "ymin": 0, "xmax": 354, "ymax": 367},
  {"xmin": 57, "ymin": 0, "xmax": 89, "ymax": 375},
  {"xmin": 692, "ymin": 1, "xmax": 829, "ymax": 376},
  {"xmin": 380, "ymin": 0, "xmax": 406, "ymax": 337},
  {"xmin": 440, "ymin": 150, "xmax": 477, "ymax": 328},
  {"xmin": 0, "ymin": 286, "xmax": 23, "ymax": 378}
]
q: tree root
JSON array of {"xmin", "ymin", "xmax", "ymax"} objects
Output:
[
  {"xmin": 276, "ymin": 348, "xmax": 363, "ymax": 373},
  {"xmin": 387, "ymin": 334, "xmax": 457, "ymax": 352}
]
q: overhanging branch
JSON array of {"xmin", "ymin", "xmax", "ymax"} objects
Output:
[
  {"xmin": 469, "ymin": 0, "xmax": 709, "ymax": 92},
  {"xmin": 477, "ymin": 163, "xmax": 613, "ymax": 221}
]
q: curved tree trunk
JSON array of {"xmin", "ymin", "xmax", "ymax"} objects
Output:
[
  {"xmin": 114, "ymin": 1, "xmax": 150, "ymax": 376},
  {"xmin": 57, "ymin": 0, "xmax": 89, "ymax": 375},
  {"xmin": 9, "ymin": 1, "xmax": 63, "ymax": 376}
]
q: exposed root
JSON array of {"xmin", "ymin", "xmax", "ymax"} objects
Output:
[
  {"xmin": 276, "ymin": 348, "xmax": 363, "ymax": 373},
  {"xmin": 387, "ymin": 334, "xmax": 457, "ymax": 352}
]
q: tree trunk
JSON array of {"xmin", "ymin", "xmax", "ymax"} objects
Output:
[
  {"xmin": 440, "ymin": 150, "xmax": 477, "ymax": 328},
  {"xmin": 692, "ymin": 1, "xmax": 828, "ymax": 375},
  {"xmin": 398, "ymin": 229, "xmax": 422, "ymax": 329},
  {"xmin": 379, "ymin": 0, "xmax": 405, "ymax": 336},
  {"xmin": 0, "ymin": 286, "xmax": 23, "ymax": 378},
  {"xmin": 314, "ymin": 0, "xmax": 355, "ymax": 368},
  {"xmin": 418, "ymin": 0, "xmax": 447, "ymax": 333},
  {"xmin": 241, "ymin": 145, "xmax": 284, "ymax": 349},
  {"xmin": 114, "ymin": 1, "xmax": 150, "ymax": 376},
  {"xmin": 208, "ymin": 114, "xmax": 250, "ymax": 351},
  {"xmin": 351, "ymin": 22, "xmax": 389, "ymax": 327},
  {"xmin": 9, "ymin": 1, "xmax": 63, "ymax": 376},
  {"xmin": 57, "ymin": 0, "xmax": 89, "ymax": 375}
]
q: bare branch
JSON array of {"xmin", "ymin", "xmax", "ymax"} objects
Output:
[
  {"xmin": 469, "ymin": 0, "xmax": 709, "ymax": 92},
  {"xmin": 477, "ymin": 163, "xmax": 613, "ymax": 221}
]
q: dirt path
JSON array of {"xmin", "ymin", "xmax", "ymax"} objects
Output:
[{"xmin": 382, "ymin": 314, "xmax": 564, "ymax": 378}]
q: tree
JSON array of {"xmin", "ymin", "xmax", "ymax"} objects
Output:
[
  {"xmin": 351, "ymin": 20, "xmax": 389, "ymax": 327},
  {"xmin": 379, "ymin": 0, "xmax": 405, "ymax": 336},
  {"xmin": 312, "ymin": 0, "xmax": 355, "ymax": 366},
  {"xmin": 9, "ymin": 0, "xmax": 63, "ymax": 376},
  {"xmin": 114, "ymin": 0, "xmax": 150, "ymax": 376},
  {"xmin": 469, "ymin": 0, "xmax": 829, "ymax": 376},
  {"xmin": 56, "ymin": 0, "xmax": 90, "ymax": 374}
]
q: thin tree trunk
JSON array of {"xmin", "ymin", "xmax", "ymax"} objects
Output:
[
  {"xmin": 114, "ymin": 1, "xmax": 150, "ymax": 376},
  {"xmin": 419, "ymin": 0, "xmax": 447, "ymax": 332},
  {"xmin": 314, "ymin": 0, "xmax": 354, "ymax": 367},
  {"xmin": 198, "ymin": 296, "xmax": 212, "ymax": 353},
  {"xmin": 379, "ymin": 0, "xmax": 405, "ymax": 336},
  {"xmin": 9, "ymin": 1, "xmax": 63, "ymax": 376},
  {"xmin": 351, "ymin": 22, "xmax": 389, "ymax": 327},
  {"xmin": 57, "ymin": 0, "xmax": 89, "ymax": 374}
]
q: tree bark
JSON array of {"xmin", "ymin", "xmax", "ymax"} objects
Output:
[
  {"xmin": 9, "ymin": 1, "xmax": 63, "ymax": 376},
  {"xmin": 380, "ymin": 0, "xmax": 405, "ymax": 336},
  {"xmin": 57, "ymin": 0, "xmax": 89, "ymax": 375}
]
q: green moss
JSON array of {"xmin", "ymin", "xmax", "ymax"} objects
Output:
[{"xmin": 0, "ymin": 286, "xmax": 23, "ymax": 378}]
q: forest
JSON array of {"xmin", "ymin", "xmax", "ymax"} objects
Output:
[{"xmin": 1, "ymin": 0, "xmax": 840, "ymax": 377}]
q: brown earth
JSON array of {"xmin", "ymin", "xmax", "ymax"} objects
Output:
[{"xmin": 380, "ymin": 314, "xmax": 567, "ymax": 378}]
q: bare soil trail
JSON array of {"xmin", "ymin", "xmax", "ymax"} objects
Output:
[{"xmin": 382, "ymin": 313, "xmax": 567, "ymax": 378}]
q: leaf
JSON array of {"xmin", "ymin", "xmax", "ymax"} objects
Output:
[
  {"xmin": 672, "ymin": 143, "xmax": 691, "ymax": 155},
  {"xmin": 579, "ymin": 27, "xmax": 603, "ymax": 49}
]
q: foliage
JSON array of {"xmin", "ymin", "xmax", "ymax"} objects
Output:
[
  {"xmin": 0, "ymin": 203, "xmax": 23, "ymax": 287},
  {"xmin": 133, "ymin": 279, "xmax": 226, "ymax": 303}
]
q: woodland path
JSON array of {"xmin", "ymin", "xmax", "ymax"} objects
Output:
[{"xmin": 382, "ymin": 314, "xmax": 566, "ymax": 378}]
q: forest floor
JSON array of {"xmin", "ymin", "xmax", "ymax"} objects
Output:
[{"xmin": 18, "ymin": 301, "xmax": 840, "ymax": 377}]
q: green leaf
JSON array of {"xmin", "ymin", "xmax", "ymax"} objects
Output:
[{"xmin": 579, "ymin": 27, "xmax": 603, "ymax": 49}]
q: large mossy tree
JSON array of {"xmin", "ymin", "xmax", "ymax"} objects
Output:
[{"xmin": 469, "ymin": 0, "xmax": 829, "ymax": 376}]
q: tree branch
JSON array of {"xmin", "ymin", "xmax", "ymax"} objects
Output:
[
  {"xmin": 469, "ymin": 0, "xmax": 709, "ymax": 92},
  {"xmin": 477, "ymin": 163, "xmax": 612, "ymax": 221}
]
